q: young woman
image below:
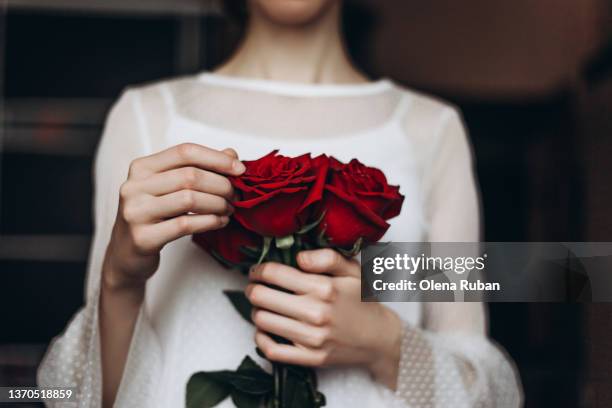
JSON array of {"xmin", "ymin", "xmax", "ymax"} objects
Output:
[{"xmin": 38, "ymin": 1, "xmax": 522, "ymax": 407}]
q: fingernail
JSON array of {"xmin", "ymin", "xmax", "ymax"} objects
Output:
[
  {"xmin": 219, "ymin": 215, "xmax": 230, "ymax": 225},
  {"xmin": 249, "ymin": 265, "xmax": 257, "ymax": 276},
  {"xmin": 223, "ymin": 147, "xmax": 238, "ymax": 159},
  {"xmin": 245, "ymin": 284, "xmax": 254, "ymax": 296},
  {"xmin": 233, "ymin": 160, "xmax": 246, "ymax": 173}
]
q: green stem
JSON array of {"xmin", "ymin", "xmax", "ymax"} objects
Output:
[
  {"xmin": 307, "ymin": 369, "xmax": 325, "ymax": 407},
  {"xmin": 281, "ymin": 247, "xmax": 292, "ymax": 266},
  {"xmin": 273, "ymin": 363, "xmax": 281, "ymax": 408},
  {"xmin": 274, "ymin": 239, "xmax": 314, "ymax": 407},
  {"xmin": 280, "ymin": 364, "xmax": 287, "ymax": 408}
]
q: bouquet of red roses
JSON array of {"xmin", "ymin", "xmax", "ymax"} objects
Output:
[{"xmin": 186, "ymin": 151, "xmax": 403, "ymax": 408}]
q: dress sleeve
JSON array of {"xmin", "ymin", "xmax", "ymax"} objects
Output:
[
  {"xmin": 37, "ymin": 89, "xmax": 162, "ymax": 407},
  {"xmin": 392, "ymin": 109, "xmax": 523, "ymax": 407}
]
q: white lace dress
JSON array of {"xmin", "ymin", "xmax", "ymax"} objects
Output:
[{"xmin": 38, "ymin": 73, "xmax": 522, "ymax": 408}]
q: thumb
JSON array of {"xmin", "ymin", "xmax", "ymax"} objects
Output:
[
  {"xmin": 222, "ymin": 148, "xmax": 239, "ymax": 160},
  {"xmin": 297, "ymin": 249, "xmax": 360, "ymax": 277}
]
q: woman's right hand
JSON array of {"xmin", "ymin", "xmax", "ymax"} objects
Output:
[{"xmin": 103, "ymin": 143, "xmax": 245, "ymax": 291}]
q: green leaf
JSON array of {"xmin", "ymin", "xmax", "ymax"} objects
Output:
[
  {"xmin": 186, "ymin": 372, "xmax": 231, "ymax": 408},
  {"xmin": 286, "ymin": 366, "xmax": 327, "ymax": 407},
  {"xmin": 257, "ymin": 237, "xmax": 272, "ymax": 264},
  {"xmin": 316, "ymin": 228, "xmax": 329, "ymax": 247},
  {"xmin": 231, "ymin": 390, "xmax": 263, "ymax": 408},
  {"xmin": 315, "ymin": 392, "xmax": 326, "ymax": 407},
  {"xmin": 296, "ymin": 211, "xmax": 326, "ymax": 235},
  {"xmin": 207, "ymin": 369, "xmax": 273, "ymax": 395},
  {"xmin": 281, "ymin": 367, "xmax": 312, "ymax": 408},
  {"xmin": 240, "ymin": 245, "xmax": 263, "ymax": 258},
  {"xmin": 285, "ymin": 365, "xmax": 310, "ymax": 381},
  {"xmin": 275, "ymin": 235, "xmax": 295, "ymax": 250},
  {"xmin": 224, "ymin": 291, "xmax": 253, "ymax": 324},
  {"xmin": 237, "ymin": 356, "xmax": 265, "ymax": 373},
  {"xmin": 337, "ymin": 237, "xmax": 364, "ymax": 258}
]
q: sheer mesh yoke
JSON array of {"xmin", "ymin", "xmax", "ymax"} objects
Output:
[
  {"xmin": 172, "ymin": 74, "xmax": 402, "ymax": 140},
  {"xmin": 38, "ymin": 73, "xmax": 522, "ymax": 408}
]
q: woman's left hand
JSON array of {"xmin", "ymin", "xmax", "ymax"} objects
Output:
[{"xmin": 245, "ymin": 248, "xmax": 403, "ymax": 389}]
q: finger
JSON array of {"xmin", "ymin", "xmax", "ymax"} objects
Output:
[
  {"xmin": 153, "ymin": 214, "xmax": 229, "ymax": 246},
  {"xmin": 221, "ymin": 148, "xmax": 241, "ymax": 201},
  {"xmin": 297, "ymin": 249, "xmax": 360, "ymax": 277},
  {"xmin": 245, "ymin": 284, "xmax": 332, "ymax": 326},
  {"xmin": 251, "ymin": 308, "xmax": 330, "ymax": 348},
  {"xmin": 249, "ymin": 263, "xmax": 335, "ymax": 300},
  {"xmin": 135, "ymin": 167, "xmax": 234, "ymax": 199},
  {"xmin": 255, "ymin": 331, "xmax": 328, "ymax": 367},
  {"xmin": 222, "ymin": 148, "xmax": 239, "ymax": 159},
  {"xmin": 130, "ymin": 190, "xmax": 232, "ymax": 222},
  {"xmin": 129, "ymin": 143, "xmax": 245, "ymax": 178},
  {"xmin": 134, "ymin": 214, "xmax": 229, "ymax": 253}
]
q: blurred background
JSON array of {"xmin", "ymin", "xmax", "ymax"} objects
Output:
[{"xmin": 0, "ymin": 0, "xmax": 611, "ymax": 406}]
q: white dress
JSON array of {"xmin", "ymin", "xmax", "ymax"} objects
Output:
[{"xmin": 38, "ymin": 73, "xmax": 522, "ymax": 408}]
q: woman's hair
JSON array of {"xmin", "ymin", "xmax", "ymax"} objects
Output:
[{"xmin": 221, "ymin": 0, "xmax": 248, "ymax": 27}]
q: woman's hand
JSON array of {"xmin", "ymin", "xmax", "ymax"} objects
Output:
[
  {"xmin": 101, "ymin": 142, "xmax": 244, "ymax": 407},
  {"xmin": 246, "ymin": 249, "xmax": 403, "ymax": 389},
  {"xmin": 103, "ymin": 143, "xmax": 245, "ymax": 291}
]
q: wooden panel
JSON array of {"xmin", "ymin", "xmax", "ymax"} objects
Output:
[
  {"xmin": 0, "ymin": 235, "xmax": 90, "ymax": 262},
  {"xmin": 7, "ymin": 0, "xmax": 218, "ymax": 16},
  {"xmin": 366, "ymin": 0, "xmax": 609, "ymax": 98}
]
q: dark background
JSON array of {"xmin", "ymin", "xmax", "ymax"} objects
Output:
[{"xmin": 1, "ymin": 1, "xmax": 611, "ymax": 406}]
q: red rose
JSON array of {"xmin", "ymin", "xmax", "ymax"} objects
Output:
[
  {"xmin": 318, "ymin": 158, "xmax": 404, "ymax": 247},
  {"xmin": 231, "ymin": 151, "xmax": 329, "ymax": 237},
  {"xmin": 192, "ymin": 219, "xmax": 260, "ymax": 265}
]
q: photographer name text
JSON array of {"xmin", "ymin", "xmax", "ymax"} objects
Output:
[{"xmin": 372, "ymin": 279, "xmax": 500, "ymax": 292}]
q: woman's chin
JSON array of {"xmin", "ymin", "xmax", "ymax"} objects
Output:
[{"xmin": 252, "ymin": 0, "xmax": 337, "ymax": 26}]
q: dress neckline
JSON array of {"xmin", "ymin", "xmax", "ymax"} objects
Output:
[{"xmin": 197, "ymin": 72, "xmax": 393, "ymax": 98}]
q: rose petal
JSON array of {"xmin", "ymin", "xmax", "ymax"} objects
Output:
[
  {"xmin": 192, "ymin": 219, "xmax": 260, "ymax": 265},
  {"xmin": 319, "ymin": 187, "xmax": 390, "ymax": 247},
  {"xmin": 233, "ymin": 188, "xmax": 310, "ymax": 237}
]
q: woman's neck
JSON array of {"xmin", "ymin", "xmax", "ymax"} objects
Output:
[{"xmin": 216, "ymin": 3, "xmax": 367, "ymax": 84}]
